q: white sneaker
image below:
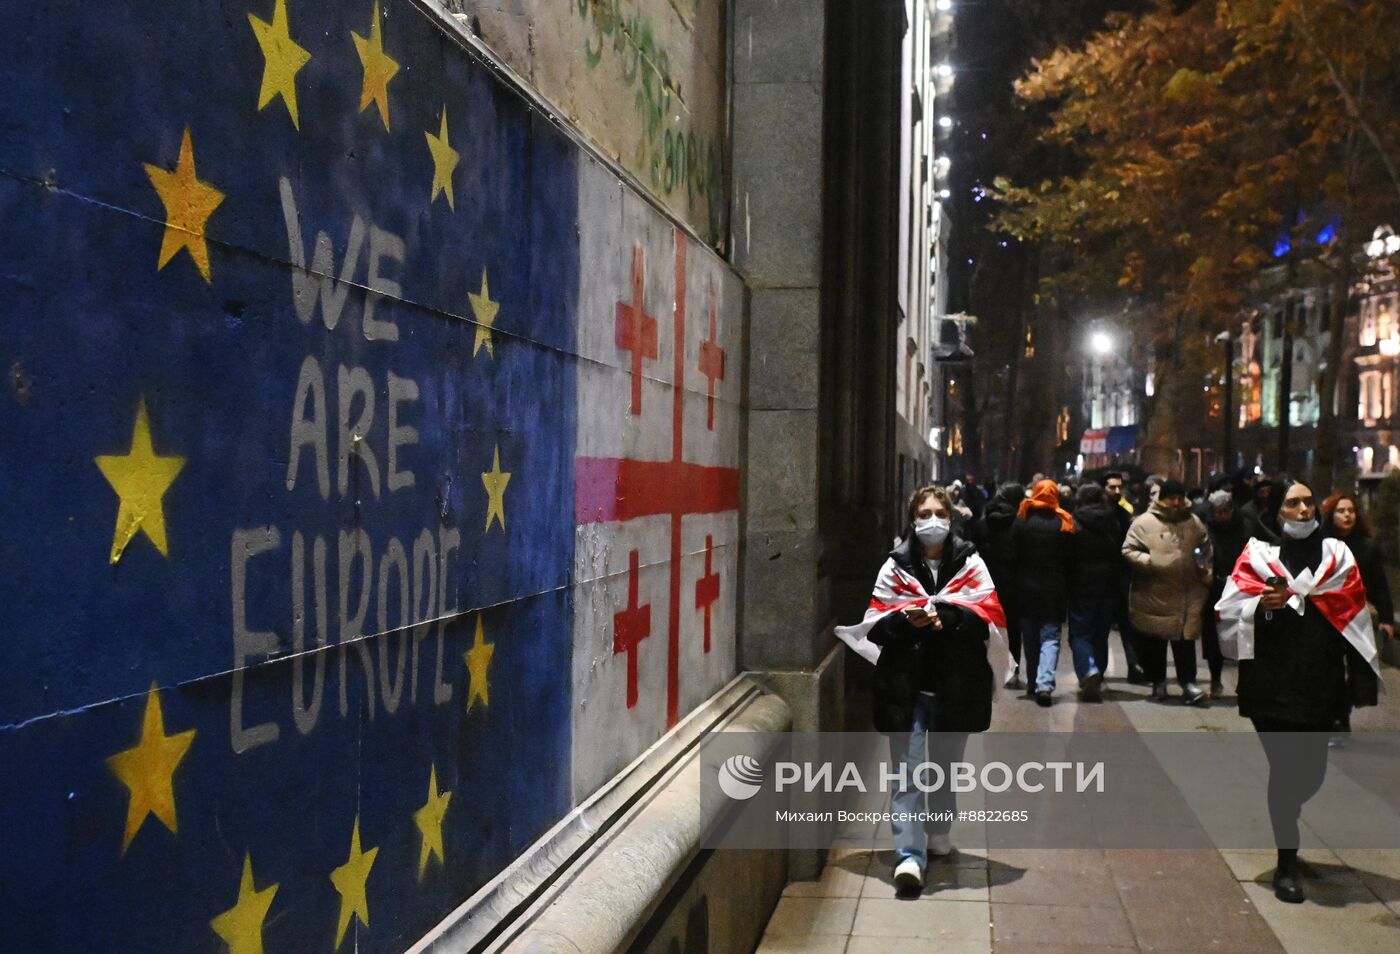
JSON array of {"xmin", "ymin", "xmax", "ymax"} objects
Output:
[
  {"xmin": 893, "ymin": 857, "xmax": 924, "ymax": 892},
  {"xmin": 929, "ymin": 833, "xmax": 954, "ymax": 856}
]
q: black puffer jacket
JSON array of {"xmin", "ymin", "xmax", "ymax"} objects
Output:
[
  {"xmin": 1012, "ymin": 509, "xmax": 1076, "ymax": 621},
  {"xmin": 971, "ymin": 498, "xmax": 1019, "ymax": 618},
  {"xmin": 868, "ymin": 532, "xmax": 993, "ymax": 734},
  {"xmin": 1237, "ymin": 529, "xmax": 1380, "ymax": 724},
  {"xmin": 1070, "ymin": 502, "xmax": 1122, "ymax": 605}
]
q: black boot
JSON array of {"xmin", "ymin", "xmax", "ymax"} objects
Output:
[{"xmin": 1273, "ymin": 850, "xmax": 1305, "ymax": 904}]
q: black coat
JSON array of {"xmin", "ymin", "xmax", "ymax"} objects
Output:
[
  {"xmin": 1237, "ymin": 530, "xmax": 1380, "ymax": 725},
  {"xmin": 1206, "ymin": 511, "xmax": 1251, "ymax": 598},
  {"xmin": 868, "ymin": 532, "xmax": 993, "ymax": 734},
  {"xmin": 1332, "ymin": 531, "xmax": 1395, "ymax": 626},
  {"xmin": 1011, "ymin": 509, "xmax": 1076, "ymax": 621},
  {"xmin": 1069, "ymin": 503, "xmax": 1121, "ymax": 606},
  {"xmin": 971, "ymin": 499, "xmax": 1019, "ymax": 619}
]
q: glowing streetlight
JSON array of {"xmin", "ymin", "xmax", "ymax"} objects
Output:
[
  {"xmin": 938, "ymin": 115, "xmax": 954, "ymax": 129},
  {"xmin": 936, "ymin": 63, "xmax": 954, "ymax": 79},
  {"xmin": 936, "ymin": 0, "xmax": 953, "ymax": 11},
  {"xmin": 1089, "ymin": 331, "xmax": 1113, "ymax": 356}
]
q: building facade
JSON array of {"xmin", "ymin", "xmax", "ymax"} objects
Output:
[{"xmin": 895, "ymin": 0, "xmax": 955, "ymax": 502}]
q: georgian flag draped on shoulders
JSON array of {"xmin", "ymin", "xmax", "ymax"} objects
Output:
[
  {"xmin": 836, "ymin": 552, "xmax": 1015, "ymax": 689},
  {"xmin": 1214, "ymin": 536, "xmax": 1382, "ymax": 681}
]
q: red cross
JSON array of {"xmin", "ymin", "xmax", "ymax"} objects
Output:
[
  {"xmin": 697, "ymin": 281, "xmax": 725, "ymax": 431},
  {"xmin": 695, "ymin": 534, "xmax": 720, "ymax": 654},
  {"xmin": 615, "ymin": 244, "xmax": 657, "ymax": 416},
  {"xmin": 612, "ymin": 549, "xmax": 652, "ymax": 709},
  {"xmin": 578, "ymin": 236, "xmax": 740, "ymax": 727}
]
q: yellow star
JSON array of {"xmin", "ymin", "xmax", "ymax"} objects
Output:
[
  {"xmin": 464, "ymin": 615, "xmax": 494, "ymax": 710},
  {"xmin": 330, "ymin": 815, "xmax": 378, "ymax": 950},
  {"xmin": 143, "ymin": 128, "xmax": 225, "ymax": 282},
  {"xmin": 424, "ymin": 106, "xmax": 460, "ymax": 210},
  {"xmin": 106, "ymin": 685, "xmax": 196, "ymax": 852},
  {"xmin": 413, "ymin": 765, "xmax": 452, "ymax": 878},
  {"xmin": 95, "ymin": 397, "xmax": 186, "ymax": 563},
  {"xmin": 210, "ymin": 852, "xmax": 279, "ymax": 954},
  {"xmin": 468, "ymin": 268, "xmax": 499, "ymax": 358},
  {"xmin": 481, "ymin": 445, "xmax": 511, "ymax": 532},
  {"xmin": 351, "ymin": 2, "xmax": 399, "ymax": 130},
  {"xmin": 247, "ymin": 0, "xmax": 312, "ymax": 130}
]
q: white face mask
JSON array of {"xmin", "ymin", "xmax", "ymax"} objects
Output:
[
  {"xmin": 914, "ymin": 515, "xmax": 951, "ymax": 548},
  {"xmin": 1282, "ymin": 517, "xmax": 1318, "ymax": 540}
]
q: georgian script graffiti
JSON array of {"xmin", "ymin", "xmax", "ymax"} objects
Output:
[{"xmin": 574, "ymin": 0, "xmax": 723, "ymax": 237}]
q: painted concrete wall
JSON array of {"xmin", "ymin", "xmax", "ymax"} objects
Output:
[
  {"xmin": 0, "ymin": 0, "xmax": 741, "ymax": 950},
  {"xmin": 459, "ymin": 0, "xmax": 730, "ymax": 248}
]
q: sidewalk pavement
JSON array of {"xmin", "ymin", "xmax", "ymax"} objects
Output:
[{"xmin": 754, "ymin": 643, "xmax": 1400, "ymax": 954}]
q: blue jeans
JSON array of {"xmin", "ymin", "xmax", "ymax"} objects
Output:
[
  {"xmin": 1067, "ymin": 601, "xmax": 1113, "ymax": 684},
  {"xmin": 1020, "ymin": 617, "xmax": 1064, "ymax": 692},
  {"xmin": 1028, "ymin": 615, "xmax": 1099, "ymax": 693},
  {"xmin": 887, "ymin": 693, "xmax": 966, "ymax": 866}
]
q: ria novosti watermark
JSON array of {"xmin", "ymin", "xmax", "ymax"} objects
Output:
[
  {"xmin": 761, "ymin": 758, "xmax": 1104, "ymax": 796},
  {"xmin": 700, "ymin": 731, "xmax": 1400, "ymax": 850}
]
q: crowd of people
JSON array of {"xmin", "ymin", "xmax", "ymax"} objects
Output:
[
  {"xmin": 844, "ymin": 471, "xmax": 1389, "ymax": 905},
  {"xmin": 951, "ymin": 469, "xmax": 1394, "ymax": 713}
]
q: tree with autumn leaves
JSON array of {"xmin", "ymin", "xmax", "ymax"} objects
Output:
[{"xmin": 991, "ymin": 0, "xmax": 1400, "ymax": 486}]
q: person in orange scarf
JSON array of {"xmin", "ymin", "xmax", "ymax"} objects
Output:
[{"xmin": 1012, "ymin": 479, "xmax": 1079, "ymax": 705}]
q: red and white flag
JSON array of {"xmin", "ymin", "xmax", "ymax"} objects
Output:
[
  {"xmin": 1214, "ymin": 537, "xmax": 1382, "ymax": 680},
  {"xmin": 836, "ymin": 553, "xmax": 1014, "ymax": 690}
]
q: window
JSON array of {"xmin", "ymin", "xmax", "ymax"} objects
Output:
[
  {"xmin": 1361, "ymin": 296, "xmax": 1378, "ymax": 346},
  {"xmin": 1360, "ymin": 370, "xmax": 1386, "ymax": 424}
]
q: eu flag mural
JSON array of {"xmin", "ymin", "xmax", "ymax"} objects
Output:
[{"xmin": 0, "ymin": 0, "xmax": 743, "ymax": 951}]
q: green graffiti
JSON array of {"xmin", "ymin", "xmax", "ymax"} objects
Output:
[{"xmin": 574, "ymin": 0, "xmax": 723, "ymax": 233}]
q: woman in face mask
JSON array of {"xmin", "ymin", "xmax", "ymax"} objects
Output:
[
  {"xmin": 1215, "ymin": 481, "xmax": 1382, "ymax": 903},
  {"xmin": 835, "ymin": 485, "xmax": 1011, "ymax": 895}
]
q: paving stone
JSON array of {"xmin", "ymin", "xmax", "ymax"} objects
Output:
[
  {"xmin": 783, "ymin": 853, "xmax": 871, "ymax": 898},
  {"xmin": 1114, "ymin": 872, "xmax": 1283, "ymax": 952},
  {"xmin": 860, "ymin": 864, "xmax": 990, "ymax": 901},
  {"xmin": 990, "ymin": 865, "xmax": 1122, "ymax": 908},
  {"xmin": 754, "ymin": 932, "xmax": 849, "ymax": 954},
  {"xmin": 848, "ymin": 935, "xmax": 990, "ymax": 954},
  {"xmin": 852, "ymin": 896, "xmax": 992, "ymax": 942},
  {"xmin": 992, "ymin": 945, "xmax": 1139, "ymax": 954},
  {"xmin": 762, "ymin": 896, "xmax": 858, "ymax": 937},
  {"xmin": 991, "ymin": 902, "xmax": 1137, "ymax": 948},
  {"xmin": 1241, "ymin": 881, "xmax": 1400, "ymax": 954}
]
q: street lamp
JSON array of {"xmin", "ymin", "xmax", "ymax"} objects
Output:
[
  {"xmin": 1089, "ymin": 331, "xmax": 1113, "ymax": 356},
  {"xmin": 936, "ymin": 63, "xmax": 954, "ymax": 79},
  {"xmin": 938, "ymin": 116, "xmax": 954, "ymax": 129},
  {"xmin": 936, "ymin": 0, "xmax": 953, "ymax": 11}
]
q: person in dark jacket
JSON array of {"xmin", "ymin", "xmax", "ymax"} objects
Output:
[
  {"xmin": 866, "ymin": 485, "xmax": 995, "ymax": 892},
  {"xmin": 1237, "ymin": 476, "xmax": 1274, "ymax": 539},
  {"xmin": 1066, "ymin": 484, "xmax": 1119, "ymax": 701},
  {"xmin": 1218, "ymin": 480, "xmax": 1381, "ymax": 903},
  {"xmin": 1202, "ymin": 489, "xmax": 1250, "ymax": 698},
  {"xmin": 1321, "ymin": 491, "xmax": 1395, "ymax": 739},
  {"xmin": 1012, "ymin": 479, "xmax": 1076, "ymax": 706},
  {"xmin": 971, "ymin": 483, "xmax": 1025, "ymax": 686}
]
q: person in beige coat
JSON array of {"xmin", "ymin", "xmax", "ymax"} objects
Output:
[{"xmin": 1122, "ymin": 479, "xmax": 1213, "ymax": 705}]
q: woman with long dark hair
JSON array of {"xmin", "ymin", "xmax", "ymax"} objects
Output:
[
  {"xmin": 1216, "ymin": 480, "xmax": 1382, "ymax": 903},
  {"xmin": 1321, "ymin": 491, "xmax": 1394, "ymax": 741}
]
